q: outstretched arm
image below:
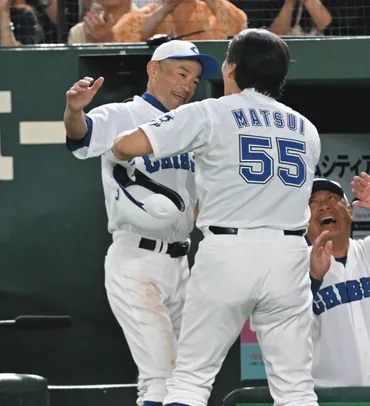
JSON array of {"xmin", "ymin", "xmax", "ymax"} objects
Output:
[
  {"xmin": 112, "ymin": 129, "xmax": 152, "ymax": 161},
  {"xmin": 64, "ymin": 76, "xmax": 104, "ymax": 140},
  {"xmin": 112, "ymin": 102, "xmax": 212, "ymax": 161}
]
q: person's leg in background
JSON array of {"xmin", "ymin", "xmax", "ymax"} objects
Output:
[
  {"xmin": 252, "ymin": 236, "xmax": 318, "ymax": 406},
  {"xmin": 105, "ymin": 240, "xmax": 182, "ymax": 406}
]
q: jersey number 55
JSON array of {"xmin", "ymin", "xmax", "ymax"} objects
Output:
[{"xmin": 239, "ymin": 135, "xmax": 306, "ymax": 188}]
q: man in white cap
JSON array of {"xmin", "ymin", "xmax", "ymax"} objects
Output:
[
  {"xmin": 309, "ymin": 176, "xmax": 370, "ymax": 387},
  {"xmin": 63, "ymin": 40, "xmax": 218, "ymax": 406}
]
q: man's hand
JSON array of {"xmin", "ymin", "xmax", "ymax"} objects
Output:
[
  {"xmin": 66, "ymin": 76, "xmax": 104, "ymax": 113},
  {"xmin": 352, "ymin": 172, "xmax": 370, "ymax": 209},
  {"xmin": 80, "ymin": 0, "xmax": 93, "ymax": 20},
  {"xmin": 310, "ymin": 230, "xmax": 333, "ymax": 281},
  {"xmin": 84, "ymin": 10, "xmax": 115, "ymax": 43}
]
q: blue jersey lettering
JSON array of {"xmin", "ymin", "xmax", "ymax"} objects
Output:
[
  {"xmin": 231, "ymin": 108, "xmax": 305, "ymax": 135},
  {"xmin": 313, "ymin": 277, "xmax": 370, "ymax": 315},
  {"xmin": 142, "ymin": 153, "xmax": 195, "ymax": 174}
]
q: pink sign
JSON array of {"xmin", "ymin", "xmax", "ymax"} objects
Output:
[{"xmin": 241, "ymin": 319, "xmax": 258, "ymax": 344}]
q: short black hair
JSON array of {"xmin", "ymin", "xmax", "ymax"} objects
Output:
[{"xmin": 226, "ymin": 28, "xmax": 290, "ymax": 99}]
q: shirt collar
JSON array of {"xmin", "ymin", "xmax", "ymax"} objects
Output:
[
  {"xmin": 335, "ymin": 256, "xmax": 347, "ymax": 266},
  {"xmin": 141, "ymin": 92, "xmax": 168, "ymax": 113}
]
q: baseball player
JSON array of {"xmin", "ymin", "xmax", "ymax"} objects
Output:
[
  {"xmin": 309, "ymin": 175, "xmax": 370, "ymax": 386},
  {"xmin": 63, "ymin": 40, "xmax": 218, "ymax": 406},
  {"xmin": 109, "ymin": 28, "xmax": 321, "ymax": 406}
]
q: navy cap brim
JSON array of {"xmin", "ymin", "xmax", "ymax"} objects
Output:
[
  {"xmin": 312, "ymin": 179, "xmax": 344, "ymax": 198},
  {"xmin": 169, "ymin": 54, "xmax": 219, "ymax": 79}
]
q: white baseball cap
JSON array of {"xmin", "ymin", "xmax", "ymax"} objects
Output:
[
  {"xmin": 117, "ymin": 185, "xmax": 183, "ymax": 230},
  {"xmin": 112, "ymin": 162, "xmax": 186, "ymax": 230},
  {"xmin": 150, "ymin": 40, "xmax": 218, "ymax": 79},
  {"xmin": 312, "ymin": 178, "xmax": 348, "ymax": 202}
]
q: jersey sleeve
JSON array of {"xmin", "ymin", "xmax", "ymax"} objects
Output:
[
  {"xmin": 139, "ymin": 100, "xmax": 212, "ymax": 160},
  {"xmin": 67, "ymin": 103, "xmax": 132, "ymax": 160},
  {"xmin": 310, "ymin": 275, "xmax": 323, "ymax": 296},
  {"xmin": 308, "ymin": 121, "xmax": 321, "ymax": 167}
]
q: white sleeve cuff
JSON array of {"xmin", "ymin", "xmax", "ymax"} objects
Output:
[{"xmin": 140, "ymin": 125, "xmax": 161, "ymax": 159}]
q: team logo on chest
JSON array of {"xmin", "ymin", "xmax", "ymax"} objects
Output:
[
  {"xmin": 313, "ymin": 277, "xmax": 370, "ymax": 315},
  {"xmin": 142, "ymin": 153, "xmax": 195, "ymax": 174}
]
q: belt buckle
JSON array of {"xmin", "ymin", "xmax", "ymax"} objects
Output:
[{"xmin": 170, "ymin": 241, "xmax": 190, "ymax": 258}]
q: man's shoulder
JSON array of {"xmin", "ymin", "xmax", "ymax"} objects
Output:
[
  {"xmin": 275, "ymin": 100, "xmax": 305, "ymax": 118},
  {"xmin": 88, "ymin": 100, "xmax": 134, "ymax": 116},
  {"xmin": 198, "ymin": 95, "xmax": 236, "ymax": 110},
  {"xmin": 350, "ymin": 236, "xmax": 370, "ymax": 254},
  {"xmin": 277, "ymin": 100, "xmax": 318, "ymax": 134}
]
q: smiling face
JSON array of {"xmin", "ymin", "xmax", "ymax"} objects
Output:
[
  {"xmin": 307, "ymin": 190, "xmax": 352, "ymax": 243},
  {"xmin": 146, "ymin": 58, "xmax": 202, "ymax": 110}
]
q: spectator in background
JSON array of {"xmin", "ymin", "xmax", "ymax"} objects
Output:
[
  {"xmin": 79, "ymin": 0, "xmax": 93, "ymax": 19},
  {"xmin": 308, "ymin": 176, "xmax": 370, "ymax": 386},
  {"xmin": 76, "ymin": 0, "xmax": 156, "ymax": 28},
  {"xmin": 68, "ymin": 0, "xmax": 135, "ymax": 43},
  {"xmin": 0, "ymin": 0, "xmax": 39, "ymax": 45},
  {"xmin": 112, "ymin": 0, "xmax": 246, "ymax": 42},
  {"xmin": 270, "ymin": 0, "xmax": 331, "ymax": 36},
  {"xmin": 23, "ymin": 0, "xmax": 78, "ymax": 43}
]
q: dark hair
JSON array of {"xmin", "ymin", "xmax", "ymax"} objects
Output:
[{"xmin": 226, "ymin": 28, "xmax": 290, "ymax": 99}]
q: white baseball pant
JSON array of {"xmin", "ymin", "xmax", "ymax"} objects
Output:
[
  {"xmin": 163, "ymin": 227, "xmax": 319, "ymax": 406},
  {"xmin": 104, "ymin": 230, "xmax": 190, "ymax": 406}
]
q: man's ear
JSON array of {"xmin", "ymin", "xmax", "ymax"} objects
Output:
[
  {"xmin": 227, "ymin": 62, "xmax": 236, "ymax": 80},
  {"xmin": 348, "ymin": 203, "xmax": 353, "ymax": 217},
  {"xmin": 147, "ymin": 60, "xmax": 160, "ymax": 79}
]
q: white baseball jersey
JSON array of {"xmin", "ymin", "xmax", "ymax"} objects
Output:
[
  {"xmin": 139, "ymin": 88, "xmax": 321, "ymax": 231},
  {"xmin": 311, "ymin": 238, "xmax": 370, "ymax": 386},
  {"xmin": 67, "ymin": 95, "xmax": 197, "ymax": 242}
]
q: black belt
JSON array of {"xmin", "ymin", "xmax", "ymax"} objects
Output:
[
  {"xmin": 209, "ymin": 226, "xmax": 306, "ymax": 237},
  {"xmin": 139, "ymin": 237, "xmax": 190, "ymax": 258}
]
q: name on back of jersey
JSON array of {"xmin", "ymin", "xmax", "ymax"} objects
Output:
[{"xmin": 232, "ymin": 108, "xmax": 305, "ymax": 135}]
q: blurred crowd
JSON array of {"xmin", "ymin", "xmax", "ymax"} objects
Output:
[{"xmin": 0, "ymin": 0, "xmax": 369, "ymax": 46}]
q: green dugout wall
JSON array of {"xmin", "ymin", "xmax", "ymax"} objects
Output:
[{"xmin": 0, "ymin": 38, "xmax": 370, "ymax": 406}]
